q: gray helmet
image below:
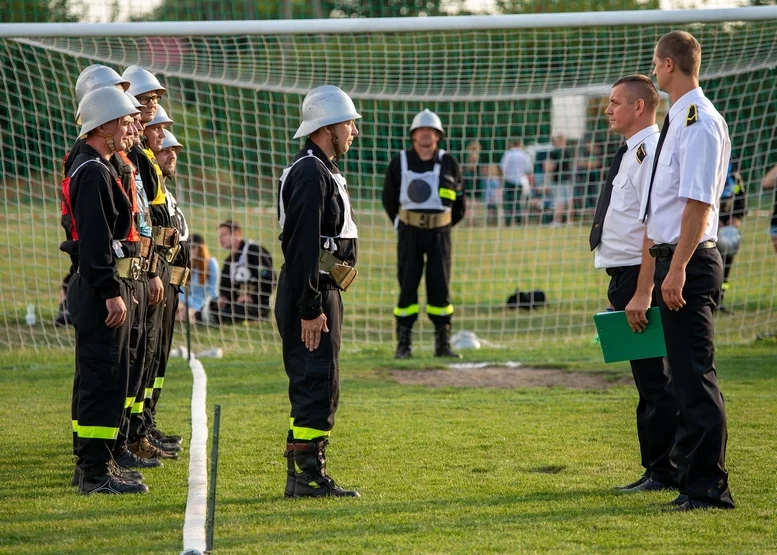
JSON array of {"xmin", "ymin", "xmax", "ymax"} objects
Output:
[
  {"xmin": 147, "ymin": 104, "xmax": 174, "ymax": 127},
  {"xmin": 160, "ymin": 129, "xmax": 183, "ymax": 152},
  {"xmin": 409, "ymin": 109, "xmax": 444, "ymax": 136},
  {"xmin": 75, "ymin": 65, "xmax": 129, "ymax": 104},
  {"xmin": 450, "ymin": 330, "xmax": 481, "ymax": 350},
  {"xmin": 717, "ymin": 225, "xmax": 741, "ymax": 256},
  {"xmin": 293, "ymin": 85, "xmax": 361, "ymax": 139},
  {"xmin": 122, "ymin": 65, "xmax": 166, "ymax": 98},
  {"xmin": 77, "ymin": 86, "xmax": 140, "ymax": 138}
]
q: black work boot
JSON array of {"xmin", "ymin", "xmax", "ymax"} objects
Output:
[
  {"xmin": 116, "ymin": 446, "xmax": 163, "ymax": 468},
  {"xmin": 284, "ymin": 432, "xmax": 296, "ymax": 498},
  {"xmin": 292, "ymin": 439, "xmax": 360, "ymax": 498},
  {"xmin": 79, "ymin": 468, "xmax": 149, "ymax": 495},
  {"xmin": 394, "ymin": 325, "xmax": 413, "ymax": 359},
  {"xmin": 149, "ymin": 427, "xmax": 182, "ymax": 445},
  {"xmin": 72, "ymin": 462, "xmax": 144, "ymax": 486},
  {"xmin": 434, "ymin": 324, "xmax": 462, "ymax": 358}
]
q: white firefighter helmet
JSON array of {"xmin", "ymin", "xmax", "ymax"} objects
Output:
[
  {"xmin": 125, "ymin": 91, "xmax": 144, "ymax": 111},
  {"xmin": 160, "ymin": 129, "xmax": 183, "ymax": 152},
  {"xmin": 122, "ymin": 65, "xmax": 167, "ymax": 98},
  {"xmin": 717, "ymin": 225, "xmax": 741, "ymax": 256},
  {"xmin": 75, "ymin": 65, "xmax": 129, "ymax": 104},
  {"xmin": 293, "ymin": 85, "xmax": 361, "ymax": 140},
  {"xmin": 147, "ymin": 104, "xmax": 174, "ymax": 127},
  {"xmin": 78, "ymin": 86, "xmax": 140, "ymax": 138},
  {"xmin": 450, "ymin": 330, "xmax": 482, "ymax": 350},
  {"xmin": 409, "ymin": 109, "xmax": 444, "ymax": 137}
]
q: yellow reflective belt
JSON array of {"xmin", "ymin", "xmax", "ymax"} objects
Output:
[
  {"xmin": 71, "ymin": 420, "xmax": 78, "ymax": 433},
  {"xmin": 77, "ymin": 425, "xmax": 119, "ymax": 440},
  {"xmin": 153, "ymin": 377, "xmax": 164, "ymax": 389},
  {"xmin": 131, "ymin": 401, "xmax": 144, "ymax": 414},
  {"xmin": 145, "ymin": 388, "xmax": 153, "ymax": 399},
  {"xmin": 394, "ymin": 304, "xmax": 420, "ymax": 317},
  {"xmin": 439, "ymin": 187, "xmax": 457, "ymax": 201},
  {"xmin": 124, "ymin": 396, "xmax": 134, "ymax": 409},
  {"xmin": 427, "ymin": 304, "xmax": 454, "ymax": 316},
  {"xmin": 290, "ymin": 417, "xmax": 330, "ymax": 441}
]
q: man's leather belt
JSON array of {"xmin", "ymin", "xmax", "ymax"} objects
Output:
[
  {"xmin": 319, "ymin": 249, "xmax": 357, "ymax": 292},
  {"xmin": 139, "ymin": 236, "xmax": 152, "ymax": 258},
  {"xmin": 153, "ymin": 226, "xmax": 181, "ymax": 263},
  {"xmin": 605, "ymin": 264, "xmax": 639, "ymax": 277},
  {"xmin": 649, "ymin": 240, "xmax": 717, "ymax": 259},
  {"xmin": 116, "ymin": 257, "xmax": 143, "ymax": 280},
  {"xmin": 169, "ymin": 266, "xmax": 190, "ymax": 286},
  {"xmin": 399, "ymin": 208, "xmax": 452, "ymax": 229}
]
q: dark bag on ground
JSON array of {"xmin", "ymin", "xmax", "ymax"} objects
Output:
[{"xmin": 506, "ymin": 289, "xmax": 547, "ymax": 310}]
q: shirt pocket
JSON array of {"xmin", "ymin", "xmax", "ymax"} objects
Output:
[
  {"xmin": 656, "ymin": 150, "xmax": 674, "ymax": 189},
  {"xmin": 611, "ymin": 174, "xmax": 633, "ymax": 212}
]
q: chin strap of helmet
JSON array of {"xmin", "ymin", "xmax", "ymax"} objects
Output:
[{"xmin": 328, "ymin": 125, "xmax": 344, "ymax": 161}]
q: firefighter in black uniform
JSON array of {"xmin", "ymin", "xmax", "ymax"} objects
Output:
[
  {"xmin": 123, "ymin": 65, "xmax": 182, "ymax": 459},
  {"xmin": 382, "ymin": 109, "xmax": 466, "ymax": 359},
  {"xmin": 278, "ymin": 85, "xmax": 361, "ymax": 498},
  {"xmin": 66, "ymin": 68, "xmax": 158, "ymax": 484},
  {"xmin": 61, "ymin": 86, "xmax": 147, "ymax": 494},
  {"xmin": 149, "ymin": 128, "xmax": 190, "ymax": 454}
]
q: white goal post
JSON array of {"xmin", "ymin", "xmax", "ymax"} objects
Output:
[{"xmin": 2, "ymin": 7, "xmax": 776, "ymax": 355}]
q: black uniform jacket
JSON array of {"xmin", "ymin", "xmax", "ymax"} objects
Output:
[
  {"xmin": 60, "ymin": 144, "xmax": 135, "ymax": 300},
  {"xmin": 278, "ymin": 140, "xmax": 358, "ymax": 320},
  {"xmin": 128, "ymin": 143, "xmax": 171, "ymax": 228},
  {"xmin": 382, "ymin": 148, "xmax": 466, "ymax": 226}
]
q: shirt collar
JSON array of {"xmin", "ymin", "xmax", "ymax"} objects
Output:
[
  {"xmin": 669, "ymin": 87, "xmax": 704, "ymax": 123},
  {"xmin": 625, "ymin": 124, "xmax": 659, "ymax": 151},
  {"xmin": 304, "ymin": 138, "xmax": 339, "ymax": 174}
]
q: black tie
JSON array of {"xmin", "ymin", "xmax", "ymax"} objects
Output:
[
  {"xmin": 589, "ymin": 143, "xmax": 629, "ymax": 251},
  {"xmin": 642, "ymin": 114, "xmax": 670, "ymax": 223}
]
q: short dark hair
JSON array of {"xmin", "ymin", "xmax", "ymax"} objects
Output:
[
  {"xmin": 656, "ymin": 31, "xmax": 701, "ymax": 77},
  {"xmin": 191, "ymin": 233, "xmax": 205, "ymax": 245},
  {"xmin": 218, "ymin": 220, "xmax": 241, "ymax": 233},
  {"xmin": 613, "ymin": 74, "xmax": 659, "ymax": 113}
]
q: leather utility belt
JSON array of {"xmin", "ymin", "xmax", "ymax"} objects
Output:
[
  {"xmin": 153, "ymin": 226, "xmax": 181, "ymax": 263},
  {"xmin": 399, "ymin": 208, "xmax": 452, "ymax": 229},
  {"xmin": 169, "ymin": 265, "xmax": 190, "ymax": 287},
  {"xmin": 649, "ymin": 240, "xmax": 716, "ymax": 259},
  {"xmin": 116, "ymin": 257, "xmax": 144, "ymax": 280},
  {"xmin": 138, "ymin": 236, "xmax": 158, "ymax": 273},
  {"xmin": 319, "ymin": 249, "xmax": 357, "ymax": 292}
]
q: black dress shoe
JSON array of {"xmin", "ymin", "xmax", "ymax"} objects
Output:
[
  {"xmin": 672, "ymin": 498, "xmax": 734, "ymax": 511},
  {"xmin": 668, "ymin": 493, "xmax": 689, "ymax": 506},
  {"xmin": 613, "ymin": 475, "xmax": 648, "ymax": 491},
  {"xmin": 624, "ymin": 478, "xmax": 675, "ymax": 492}
]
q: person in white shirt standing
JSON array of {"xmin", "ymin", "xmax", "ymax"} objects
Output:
[
  {"xmin": 635, "ymin": 31, "xmax": 734, "ymax": 511},
  {"xmin": 500, "ymin": 139, "xmax": 533, "ymax": 226},
  {"xmin": 590, "ymin": 75, "xmax": 677, "ymax": 493}
]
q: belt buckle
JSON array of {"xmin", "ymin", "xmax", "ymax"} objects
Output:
[{"xmin": 418, "ymin": 213, "xmax": 428, "ymax": 228}]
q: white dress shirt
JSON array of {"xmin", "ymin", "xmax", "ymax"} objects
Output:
[
  {"xmin": 595, "ymin": 125, "xmax": 659, "ymax": 269},
  {"xmin": 500, "ymin": 147, "xmax": 532, "ymax": 188},
  {"xmin": 643, "ymin": 87, "xmax": 731, "ymax": 245}
]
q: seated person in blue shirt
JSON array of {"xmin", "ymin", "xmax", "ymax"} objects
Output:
[{"xmin": 176, "ymin": 233, "xmax": 219, "ymax": 322}]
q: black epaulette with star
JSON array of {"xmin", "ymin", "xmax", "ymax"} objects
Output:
[
  {"xmin": 636, "ymin": 143, "xmax": 647, "ymax": 164},
  {"xmin": 686, "ymin": 104, "xmax": 698, "ymax": 126}
]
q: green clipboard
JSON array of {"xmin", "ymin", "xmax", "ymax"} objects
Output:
[{"xmin": 593, "ymin": 307, "xmax": 667, "ymax": 363}]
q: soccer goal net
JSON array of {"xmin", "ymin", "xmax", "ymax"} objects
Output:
[{"xmin": 2, "ymin": 8, "xmax": 776, "ymax": 356}]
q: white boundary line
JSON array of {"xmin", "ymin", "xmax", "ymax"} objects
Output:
[{"xmin": 181, "ymin": 355, "xmax": 208, "ymax": 555}]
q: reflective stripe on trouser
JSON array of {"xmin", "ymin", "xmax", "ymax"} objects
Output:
[
  {"xmin": 118, "ymin": 277, "xmax": 148, "ymax": 448},
  {"xmin": 68, "ymin": 274, "xmax": 132, "ymax": 474},
  {"xmin": 395, "ymin": 223, "xmax": 453, "ymax": 327},
  {"xmin": 289, "ymin": 417, "xmax": 331, "ymax": 441},
  {"xmin": 275, "ymin": 268, "xmax": 341, "ymax": 438},
  {"xmin": 130, "ymin": 260, "xmax": 169, "ymax": 440},
  {"xmin": 146, "ymin": 281, "xmax": 178, "ymax": 421}
]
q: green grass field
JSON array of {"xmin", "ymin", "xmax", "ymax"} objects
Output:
[{"xmin": 1, "ymin": 342, "xmax": 777, "ymax": 554}]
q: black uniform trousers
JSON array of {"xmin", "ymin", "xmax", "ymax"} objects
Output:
[
  {"xmin": 131, "ymin": 260, "xmax": 170, "ymax": 439},
  {"xmin": 395, "ymin": 222, "xmax": 453, "ymax": 328},
  {"xmin": 607, "ymin": 265, "xmax": 677, "ymax": 485},
  {"xmin": 68, "ymin": 274, "xmax": 132, "ymax": 475},
  {"xmin": 654, "ymin": 247, "xmax": 734, "ymax": 507},
  {"xmin": 275, "ymin": 267, "xmax": 341, "ymax": 439},
  {"xmin": 147, "ymin": 276, "xmax": 179, "ymax": 422},
  {"xmin": 118, "ymin": 275, "xmax": 148, "ymax": 447}
]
